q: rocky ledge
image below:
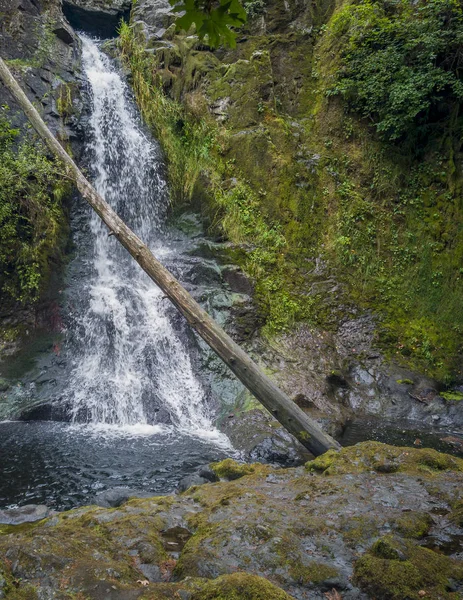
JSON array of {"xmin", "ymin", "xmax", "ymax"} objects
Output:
[{"xmin": 1, "ymin": 442, "xmax": 462, "ymax": 599}]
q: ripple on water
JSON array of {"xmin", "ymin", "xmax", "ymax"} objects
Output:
[{"xmin": 0, "ymin": 421, "xmax": 232, "ymax": 510}]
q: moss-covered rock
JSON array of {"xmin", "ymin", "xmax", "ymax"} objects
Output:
[
  {"xmin": 394, "ymin": 511, "xmax": 434, "ymax": 539},
  {"xmin": 210, "ymin": 458, "xmax": 260, "ymax": 480},
  {"xmin": 1, "ymin": 443, "xmax": 462, "ymax": 599},
  {"xmin": 189, "ymin": 572, "xmax": 293, "ymax": 600},
  {"xmin": 354, "ymin": 536, "xmax": 463, "ymax": 600},
  {"xmin": 306, "ymin": 441, "xmax": 463, "ymax": 476}
]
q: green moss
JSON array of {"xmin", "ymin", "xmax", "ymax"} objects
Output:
[
  {"xmin": 188, "ymin": 572, "xmax": 292, "ymax": 600},
  {"xmin": 449, "ymin": 500, "xmax": 463, "ymax": 527},
  {"xmin": 396, "ymin": 379, "xmax": 413, "ymax": 385},
  {"xmin": 305, "ymin": 449, "xmax": 339, "ymax": 473},
  {"xmin": 0, "ymin": 519, "xmax": 44, "ymax": 536},
  {"xmin": 441, "ymin": 391, "xmax": 463, "ymax": 401},
  {"xmin": 0, "ymin": 559, "xmax": 38, "ymax": 599},
  {"xmin": 370, "ymin": 538, "xmax": 403, "ymax": 560},
  {"xmin": 210, "ymin": 458, "xmax": 257, "ymax": 480},
  {"xmin": 5, "ymin": 585, "xmax": 39, "ymax": 600},
  {"xmin": 354, "ymin": 536, "xmax": 463, "ymax": 600},
  {"xmin": 289, "ymin": 561, "xmax": 339, "ymax": 585},
  {"xmin": 394, "ymin": 512, "xmax": 433, "ymax": 539},
  {"xmin": 340, "ymin": 515, "xmax": 382, "ymax": 546},
  {"xmin": 305, "ymin": 442, "xmax": 463, "ymax": 476}
]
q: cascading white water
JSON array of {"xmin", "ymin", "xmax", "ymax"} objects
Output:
[{"xmin": 65, "ymin": 36, "xmax": 227, "ymax": 444}]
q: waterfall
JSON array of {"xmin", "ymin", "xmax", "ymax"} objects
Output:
[{"xmin": 64, "ymin": 36, "xmax": 226, "ymax": 444}]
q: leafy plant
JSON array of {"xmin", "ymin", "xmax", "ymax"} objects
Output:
[
  {"xmin": 0, "ymin": 108, "xmax": 69, "ymax": 304},
  {"xmin": 329, "ymin": 0, "xmax": 463, "ymax": 144},
  {"xmin": 169, "ymin": 0, "xmax": 247, "ymax": 47}
]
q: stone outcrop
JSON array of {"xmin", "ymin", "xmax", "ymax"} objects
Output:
[
  {"xmin": 0, "ymin": 443, "xmax": 462, "ymax": 599},
  {"xmin": 0, "ymin": 0, "xmax": 85, "ymax": 360},
  {"xmin": 62, "ymin": 0, "xmax": 132, "ymax": 37},
  {"xmin": 0, "ymin": 0, "xmax": 84, "ymax": 143}
]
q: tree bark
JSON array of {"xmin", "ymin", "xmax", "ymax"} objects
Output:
[{"xmin": 0, "ymin": 57, "xmax": 341, "ymax": 456}]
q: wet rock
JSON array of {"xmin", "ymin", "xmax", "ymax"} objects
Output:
[
  {"xmin": 0, "ymin": 504, "xmax": 55, "ymax": 525},
  {"xmin": 63, "ymin": 0, "xmax": 132, "ymax": 37},
  {"xmin": 197, "ymin": 465, "xmax": 219, "ymax": 483},
  {"xmin": 92, "ymin": 487, "xmax": 153, "ymax": 508},
  {"xmin": 177, "ymin": 474, "xmax": 210, "ymax": 492},
  {"xmin": 293, "ymin": 393, "xmax": 315, "ymax": 409},
  {"xmin": 220, "ymin": 408, "xmax": 312, "ymax": 466},
  {"xmin": 221, "ymin": 265, "xmax": 254, "ymax": 295},
  {"xmin": 53, "ymin": 21, "xmax": 75, "ymax": 45},
  {"xmin": 160, "ymin": 525, "xmax": 192, "ymax": 552},
  {"xmin": 132, "ymin": 0, "xmax": 176, "ymax": 30},
  {"xmin": 0, "ymin": 443, "xmax": 461, "ymax": 599},
  {"xmin": 441, "ymin": 436, "xmax": 463, "ymax": 452}
]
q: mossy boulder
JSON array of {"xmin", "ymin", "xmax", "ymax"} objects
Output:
[
  {"xmin": 210, "ymin": 458, "xmax": 263, "ymax": 480},
  {"xmin": 189, "ymin": 572, "xmax": 293, "ymax": 600},
  {"xmin": 354, "ymin": 536, "xmax": 463, "ymax": 599},
  {"xmin": 394, "ymin": 511, "xmax": 433, "ymax": 539},
  {"xmin": 1, "ymin": 442, "xmax": 462, "ymax": 599},
  {"xmin": 306, "ymin": 441, "xmax": 463, "ymax": 476}
]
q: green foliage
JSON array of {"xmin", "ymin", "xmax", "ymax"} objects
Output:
[
  {"xmin": 325, "ymin": 141, "xmax": 463, "ymax": 380},
  {"xmin": 118, "ymin": 21, "xmax": 217, "ymax": 201},
  {"xmin": 117, "ymin": 23, "xmax": 312, "ymax": 334},
  {"xmin": 243, "ymin": 0, "xmax": 266, "ymax": 18},
  {"xmin": 329, "ymin": 0, "xmax": 463, "ymax": 143},
  {"xmin": 169, "ymin": 0, "xmax": 247, "ymax": 47},
  {"xmin": 0, "ymin": 108, "xmax": 69, "ymax": 304},
  {"xmin": 440, "ymin": 391, "xmax": 463, "ymax": 401}
]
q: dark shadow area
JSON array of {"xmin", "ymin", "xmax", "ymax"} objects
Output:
[{"xmin": 62, "ymin": 2, "xmax": 130, "ymax": 38}]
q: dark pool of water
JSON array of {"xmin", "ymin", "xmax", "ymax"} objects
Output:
[{"xmin": 0, "ymin": 421, "xmax": 231, "ymax": 510}]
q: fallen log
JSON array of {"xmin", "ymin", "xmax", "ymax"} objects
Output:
[{"xmin": 0, "ymin": 56, "xmax": 341, "ymax": 456}]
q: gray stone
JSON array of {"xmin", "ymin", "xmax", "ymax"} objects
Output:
[
  {"xmin": 53, "ymin": 22, "xmax": 75, "ymax": 45},
  {"xmin": 92, "ymin": 487, "xmax": 153, "ymax": 508},
  {"xmin": 0, "ymin": 504, "xmax": 55, "ymax": 525},
  {"xmin": 177, "ymin": 474, "xmax": 209, "ymax": 493}
]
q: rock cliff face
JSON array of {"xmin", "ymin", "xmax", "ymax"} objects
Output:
[
  {"xmin": 0, "ymin": 443, "xmax": 462, "ymax": 599},
  {"xmin": 117, "ymin": 0, "xmax": 463, "ymax": 435},
  {"xmin": 62, "ymin": 0, "xmax": 132, "ymax": 37},
  {"xmin": 0, "ymin": 0, "xmax": 83, "ymax": 143},
  {"xmin": 0, "ymin": 0, "xmax": 85, "ymax": 359}
]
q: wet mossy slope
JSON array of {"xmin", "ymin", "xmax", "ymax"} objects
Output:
[
  {"xmin": 1, "ymin": 442, "xmax": 462, "ymax": 599},
  {"xmin": 118, "ymin": 0, "xmax": 463, "ymax": 383}
]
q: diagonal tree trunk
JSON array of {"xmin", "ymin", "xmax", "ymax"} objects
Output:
[{"xmin": 0, "ymin": 56, "xmax": 341, "ymax": 456}]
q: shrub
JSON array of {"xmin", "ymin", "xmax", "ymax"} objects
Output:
[
  {"xmin": 329, "ymin": 0, "xmax": 463, "ymax": 144},
  {"xmin": 0, "ymin": 108, "xmax": 69, "ymax": 304}
]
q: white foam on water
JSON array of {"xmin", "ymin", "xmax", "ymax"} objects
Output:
[{"xmin": 63, "ymin": 36, "xmax": 230, "ymax": 449}]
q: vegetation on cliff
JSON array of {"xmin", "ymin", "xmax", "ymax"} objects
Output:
[
  {"xmin": 119, "ymin": 0, "xmax": 463, "ymax": 382},
  {"xmin": 0, "ymin": 109, "xmax": 69, "ymax": 305}
]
